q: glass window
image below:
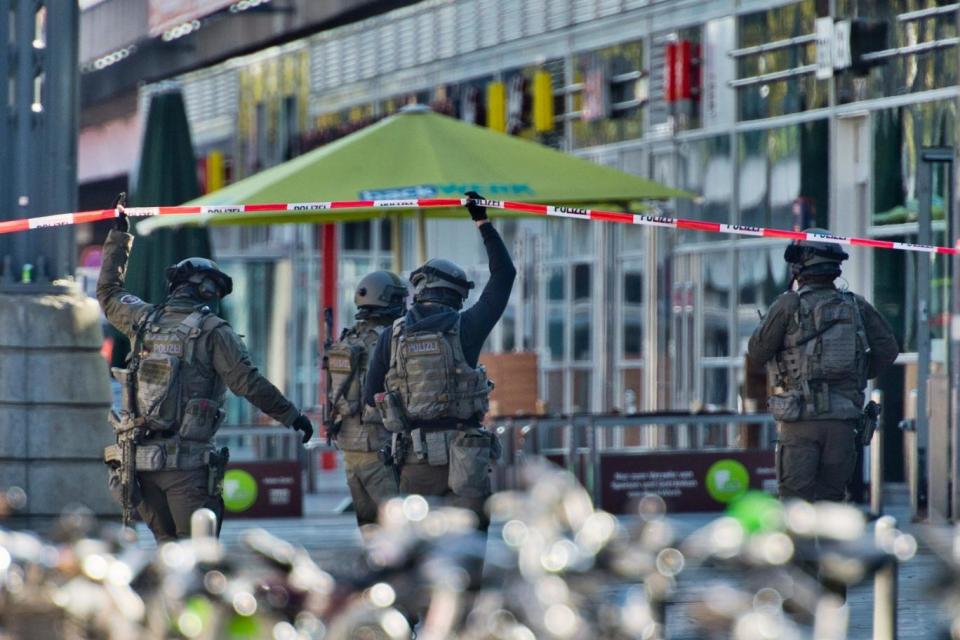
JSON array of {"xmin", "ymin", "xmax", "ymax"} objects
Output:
[
  {"xmin": 573, "ymin": 264, "xmax": 591, "ymax": 301},
  {"xmin": 703, "ymin": 254, "xmax": 732, "ymax": 358},
  {"xmin": 872, "ymin": 102, "xmax": 956, "ymax": 226},
  {"xmin": 571, "ymin": 40, "xmax": 645, "ymax": 148},
  {"xmin": 620, "ymin": 224, "xmax": 645, "ymax": 252},
  {"xmin": 621, "ymin": 368, "xmax": 643, "ymax": 413},
  {"xmin": 343, "ymin": 221, "xmax": 372, "ymax": 251},
  {"xmin": 737, "ymin": 246, "xmax": 791, "ymax": 352},
  {"xmin": 572, "ymin": 222, "xmax": 595, "ymax": 257},
  {"xmin": 502, "ymin": 305, "xmax": 516, "ymax": 352},
  {"xmin": 572, "ymin": 370, "xmax": 592, "ymax": 412},
  {"xmin": 739, "ymin": 121, "xmax": 829, "ymax": 231},
  {"xmin": 678, "ymin": 136, "xmax": 732, "ymax": 242},
  {"xmin": 379, "ymin": 219, "xmax": 393, "ymax": 252},
  {"xmin": 573, "ymin": 308, "xmax": 591, "ymax": 361},
  {"xmin": 548, "ymin": 220, "xmax": 567, "ymax": 258},
  {"xmin": 547, "ymin": 267, "xmax": 565, "ymax": 301},
  {"xmin": 548, "ymin": 306, "xmax": 565, "ymax": 362},
  {"xmin": 737, "ymin": 0, "xmax": 828, "ymax": 120},
  {"xmin": 703, "ymin": 367, "xmax": 730, "ymax": 409},
  {"xmin": 621, "ymin": 257, "xmax": 644, "ymax": 360},
  {"xmin": 836, "ymin": 1, "xmax": 958, "ymax": 103},
  {"xmin": 546, "ymin": 371, "xmax": 564, "ymax": 413}
]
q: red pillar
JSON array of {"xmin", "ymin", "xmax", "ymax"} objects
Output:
[{"xmin": 319, "ymin": 223, "xmax": 338, "ymax": 470}]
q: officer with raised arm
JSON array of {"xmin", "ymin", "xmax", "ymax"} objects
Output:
[
  {"xmin": 747, "ymin": 231, "xmax": 898, "ymax": 502},
  {"xmin": 98, "ymin": 206, "xmax": 314, "ymax": 542},
  {"xmin": 364, "ymin": 192, "xmax": 516, "ymax": 525}
]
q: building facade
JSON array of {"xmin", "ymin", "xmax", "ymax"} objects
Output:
[{"xmin": 81, "ymin": 0, "xmax": 958, "ymax": 477}]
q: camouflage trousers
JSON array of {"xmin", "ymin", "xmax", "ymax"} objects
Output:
[
  {"xmin": 399, "ymin": 461, "xmax": 490, "ymax": 531},
  {"xmin": 776, "ymin": 420, "xmax": 858, "ymax": 502},
  {"xmin": 342, "ymin": 450, "xmax": 400, "ymax": 527},
  {"xmin": 400, "ymin": 460, "xmax": 490, "ymax": 590},
  {"xmin": 138, "ymin": 468, "xmax": 223, "ymax": 543}
]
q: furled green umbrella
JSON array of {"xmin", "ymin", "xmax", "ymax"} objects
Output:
[
  {"xmin": 110, "ymin": 89, "xmax": 213, "ymax": 367},
  {"xmin": 138, "ymin": 105, "xmax": 689, "ymax": 238}
]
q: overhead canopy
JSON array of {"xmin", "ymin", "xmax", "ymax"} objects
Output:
[{"xmin": 138, "ymin": 106, "xmax": 689, "ymax": 234}]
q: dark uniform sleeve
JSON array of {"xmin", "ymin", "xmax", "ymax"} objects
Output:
[
  {"xmin": 858, "ymin": 296, "xmax": 900, "ymax": 379},
  {"xmin": 96, "ymin": 229, "xmax": 154, "ymax": 339},
  {"xmin": 363, "ymin": 330, "xmax": 391, "ymax": 408},
  {"xmin": 210, "ymin": 324, "xmax": 300, "ymax": 426},
  {"xmin": 746, "ymin": 292, "xmax": 799, "ymax": 367},
  {"xmin": 460, "ymin": 223, "xmax": 518, "ymax": 356}
]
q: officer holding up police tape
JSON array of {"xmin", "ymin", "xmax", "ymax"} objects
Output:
[
  {"xmin": 364, "ymin": 192, "xmax": 516, "ymax": 527},
  {"xmin": 98, "ymin": 206, "xmax": 313, "ymax": 542}
]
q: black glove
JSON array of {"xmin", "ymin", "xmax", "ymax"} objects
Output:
[
  {"xmin": 113, "ymin": 192, "xmax": 129, "ymax": 232},
  {"xmin": 291, "ymin": 414, "xmax": 314, "ymax": 444},
  {"xmin": 464, "ymin": 191, "xmax": 488, "ymax": 222}
]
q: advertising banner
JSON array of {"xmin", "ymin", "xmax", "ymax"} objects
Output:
[
  {"xmin": 599, "ymin": 450, "xmax": 776, "ymax": 514},
  {"xmin": 222, "ymin": 461, "xmax": 303, "ymax": 519}
]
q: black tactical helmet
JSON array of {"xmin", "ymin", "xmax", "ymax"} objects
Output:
[
  {"xmin": 165, "ymin": 257, "xmax": 233, "ymax": 299},
  {"xmin": 410, "ymin": 258, "xmax": 474, "ymax": 308},
  {"xmin": 355, "ymin": 270, "xmax": 407, "ymax": 320},
  {"xmin": 784, "ymin": 228, "xmax": 849, "ymax": 267}
]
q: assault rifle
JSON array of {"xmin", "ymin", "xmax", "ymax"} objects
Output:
[
  {"xmin": 107, "ymin": 301, "xmax": 160, "ymax": 528},
  {"xmin": 321, "ymin": 306, "xmax": 339, "ymax": 446}
]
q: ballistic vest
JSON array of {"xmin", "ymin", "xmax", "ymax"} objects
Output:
[
  {"xmin": 771, "ymin": 286, "xmax": 870, "ymax": 421},
  {"xmin": 132, "ymin": 305, "xmax": 227, "ymax": 443},
  {"xmin": 384, "ymin": 316, "xmax": 491, "ymax": 425},
  {"xmin": 326, "ymin": 322, "xmax": 389, "ymax": 451}
]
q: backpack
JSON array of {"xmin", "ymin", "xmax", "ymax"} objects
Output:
[
  {"xmin": 385, "ymin": 316, "xmax": 491, "ymax": 423},
  {"xmin": 131, "ymin": 306, "xmax": 225, "ymax": 439},
  {"xmin": 772, "ymin": 287, "xmax": 869, "ymax": 420}
]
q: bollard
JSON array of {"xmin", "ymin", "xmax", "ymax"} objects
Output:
[
  {"xmin": 812, "ymin": 594, "xmax": 848, "ymax": 640},
  {"xmin": 901, "ymin": 389, "xmax": 920, "ymax": 520},
  {"xmin": 190, "ymin": 507, "xmax": 218, "ymax": 541},
  {"xmin": 873, "ymin": 516, "xmax": 898, "ymax": 640},
  {"xmin": 870, "ymin": 389, "xmax": 885, "ymax": 515}
]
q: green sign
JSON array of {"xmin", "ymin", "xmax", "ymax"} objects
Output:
[
  {"xmin": 223, "ymin": 469, "xmax": 258, "ymax": 513},
  {"xmin": 705, "ymin": 459, "xmax": 750, "ymax": 503}
]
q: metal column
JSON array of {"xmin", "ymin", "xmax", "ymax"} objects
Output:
[
  {"xmin": 918, "ymin": 147, "xmax": 953, "ymax": 521},
  {"xmin": 0, "ymin": 0, "xmax": 77, "ymax": 279}
]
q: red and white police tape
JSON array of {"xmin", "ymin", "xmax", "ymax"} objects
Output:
[{"xmin": 5, "ymin": 197, "xmax": 958, "ymax": 256}]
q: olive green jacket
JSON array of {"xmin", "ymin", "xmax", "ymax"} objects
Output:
[{"xmin": 97, "ymin": 230, "xmax": 300, "ymax": 427}]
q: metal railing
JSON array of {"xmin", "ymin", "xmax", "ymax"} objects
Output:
[
  {"xmin": 489, "ymin": 412, "xmax": 777, "ymax": 503},
  {"xmin": 215, "ymin": 425, "xmax": 303, "ymax": 461}
]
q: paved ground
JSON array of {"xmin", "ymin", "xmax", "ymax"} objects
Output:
[{"xmin": 133, "ymin": 470, "xmax": 952, "ymax": 638}]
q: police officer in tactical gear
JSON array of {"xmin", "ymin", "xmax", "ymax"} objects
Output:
[
  {"xmin": 327, "ymin": 271, "xmax": 407, "ymax": 528},
  {"xmin": 747, "ymin": 230, "xmax": 898, "ymax": 502},
  {"xmin": 98, "ymin": 208, "xmax": 314, "ymax": 542},
  {"xmin": 364, "ymin": 191, "xmax": 516, "ymax": 526}
]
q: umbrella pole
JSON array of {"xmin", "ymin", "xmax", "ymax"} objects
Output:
[{"xmin": 416, "ymin": 210, "xmax": 427, "ymax": 265}]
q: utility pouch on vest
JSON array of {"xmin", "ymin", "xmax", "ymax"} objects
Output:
[
  {"xmin": 180, "ymin": 398, "xmax": 223, "ymax": 442},
  {"xmin": 103, "ymin": 444, "xmax": 122, "ymax": 466},
  {"xmin": 375, "ymin": 391, "xmax": 408, "ymax": 433},
  {"xmin": 448, "ymin": 430, "xmax": 494, "ymax": 498},
  {"xmin": 134, "ymin": 444, "xmax": 167, "ymax": 471},
  {"xmin": 768, "ymin": 390, "xmax": 803, "ymax": 422},
  {"xmin": 136, "ymin": 354, "xmax": 182, "ymax": 432},
  {"xmin": 111, "ymin": 367, "xmax": 137, "ymax": 413},
  {"xmin": 424, "ymin": 430, "xmax": 449, "ymax": 466},
  {"xmin": 328, "ymin": 341, "xmax": 366, "ymax": 417}
]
